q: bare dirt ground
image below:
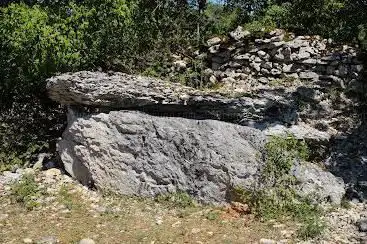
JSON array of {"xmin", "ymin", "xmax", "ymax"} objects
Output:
[{"xmin": 0, "ymin": 168, "xmax": 366, "ymax": 244}]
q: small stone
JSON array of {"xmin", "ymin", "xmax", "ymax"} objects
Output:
[
  {"xmin": 173, "ymin": 60, "xmax": 187, "ymax": 71},
  {"xmin": 297, "ymin": 51, "xmax": 311, "ymax": 60},
  {"xmin": 23, "ymin": 238, "xmax": 33, "ymax": 244},
  {"xmin": 258, "ymin": 77, "xmax": 269, "ymax": 84},
  {"xmin": 208, "ymin": 45, "xmax": 221, "ymax": 54},
  {"xmin": 250, "ymin": 62, "xmax": 261, "ymax": 72},
  {"xmin": 254, "ymin": 57, "xmax": 262, "ymax": 63},
  {"xmin": 270, "ymin": 69, "xmax": 282, "ymax": 76},
  {"xmin": 207, "ymin": 37, "xmax": 222, "ymax": 46},
  {"xmin": 282, "ymin": 64, "xmax": 293, "ymax": 73},
  {"xmin": 270, "ymin": 35, "xmax": 284, "ymax": 42},
  {"xmin": 260, "ymin": 238, "xmax": 276, "ymax": 244},
  {"xmin": 209, "ymin": 75, "xmax": 217, "ymax": 85},
  {"xmin": 0, "ymin": 213, "xmax": 9, "ymax": 221},
  {"xmin": 229, "ymin": 26, "xmax": 251, "ymax": 41},
  {"xmin": 36, "ymin": 236, "xmax": 59, "ymax": 244},
  {"xmin": 274, "ymin": 52, "xmax": 285, "ymax": 61},
  {"xmin": 191, "ymin": 228, "xmax": 201, "ymax": 234},
  {"xmin": 299, "ymin": 71, "xmax": 319, "ymax": 80},
  {"xmin": 269, "ymin": 29, "xmax": 284, "ymax": 37},
  {"xmin": 301, "ymin": 58, "xmax": 317, "ymax": 65},
  {"xmin": 230, "ymin": 201, "xmax": 250, "ymax": 213},
  {"xmin": 260, "ymin": 69, "xmax": 270, "ymax": 75},
  {"xmin": 261, "ymin": 62, "xmax": 272, "ymax": 70},
  {"xmin": 351, "ymin": 64, "xmax": 363, "ymax": 73},
  {"xmin": 358, "ymin": 219, "xmax": 367, "ymax": 232},
  {"xmin": 44, "ymin": 168, "xmax": 62, "ymax": 179},
  {"xmin": 155, "ymin": 218, "xmax": 163, "ymax": 225},
  {"xmin": 79, "ymin": 239, "xmax": 95, "ymax": 244},
  {"xmin": 257, "ymin": 50, "xmax": 267, "ymax": 58},
  {"xmin": 269, "ymin": 41, "xmax": 285, "ymax": 48},
  {"xmin": 234, "ymin": 54, "xmax": 250, "ymax": 61},
  {"xmin": 33, "ymin": 153, "xmax": 51, "ymax": 170}
]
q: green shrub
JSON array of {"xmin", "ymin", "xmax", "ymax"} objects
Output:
[
  {"xmin": 204, "ymin": 3, "xmax": 240, "ymax": 36},
  {"xmin": 10, "ymin": 174, "xmax": 44, "ymax": 210},
  {"xmin": 231, "ymin": 135, "xmax": 324, "ymax": 239},
  {"xmin": 0, "ymin": 1, "xmax": 135, "ymax": 170},
  {"xmin": 0, "ymin": 1, "xmax": 135, "ymax": 102},
  {"xmin": 0, "ymin": 98, "xmax": 65, "ymax": 171},
  {"xmin": 297, "ymin": 217, "xmax": 326, "ymax": 240},
  {"xmin": 243, "ymin": 15, "xmax": 276, "ymax": 37},
  {"xmin": 264, "ymin": 134, "xmax": 309, "ymax": 183}
]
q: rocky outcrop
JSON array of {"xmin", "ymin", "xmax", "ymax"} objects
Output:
[{"xmin": 47, "ymin": 71, "xmax": 346, "ymax": 204}]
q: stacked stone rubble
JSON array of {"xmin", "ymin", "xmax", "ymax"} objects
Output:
[{"xmin": 172, "ymin": 27, "xmax": 364, "ymax": 93}]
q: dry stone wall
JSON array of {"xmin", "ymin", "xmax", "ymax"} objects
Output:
[{"xmin": 172, "ymin": 27, "xmax": 364, "ymax": 94}]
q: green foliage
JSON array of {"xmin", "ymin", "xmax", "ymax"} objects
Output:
[
  {"xmin": 203, "ymin": 3, "xmax": 240, "ymax": 36},
  {"xmin": 0, "ymin": 1, "xmax": 135, "ymax": 102},
  {"xmin": 284, "ymin": 0, "xmax": 346, "ymax": 38},
  {"xmin": 242, "ymin": 3, "xmax": 288, "ymax": 37},
  {"xmin": 297, "ymin": 217, "xmax": 326, "ymax": 240},
  {"xmin": 10, "ymin": 174, "xmax": 43, "ymax": 210},
  {"xmin": 0, "ymin": 152, "xmax": 23, "ymax": 172},
  {"xmin": 264, "ymin": 134, "xmax": 309, "ymax": 182},
  {"xmin": 58, "ymin": 185, "xmax": 81, "ymax": 210},
  {"xmin": 227, "ymin": 0, "xmax": 365, "ymax": 42},
  {"xmin": 155, "ymin": 192, "xmax": 196, "ymax": 208},
  {"xmin": 0, "ymin": 1, "xmax": 134, "ymax": 169},
  {"xmin": 0, "ymin": 99, "xmax": 65, "ymax": 171},
  {"xmin": 230, "ymin": 135, "xmax": 323, "ymax": 239},
  {"xmin": 243, "ymin": 16, "xmax": 276, "ymax": 37},
  {"xmin": 205, "ymin": 210, "xmax": 221, "ymax": 221}
]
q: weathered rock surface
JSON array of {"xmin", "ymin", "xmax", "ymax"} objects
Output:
[
  {"xmin": 46, "ymin": 71, "xmax": 299, "ymax": 126},
  {"xmin": 57, "ymin": 106, "xmax": 345, "ymax": 204},
  {"xmin": 47, "ymin": 71, "xmax": 202, "ymax": 108},
  {"xmin": 292, "ymin": 162, "xmax": 345, "ymax": 204},
  {"xmin": 59, "ymin": 109, "xmax": 266, "ymax": 204}
]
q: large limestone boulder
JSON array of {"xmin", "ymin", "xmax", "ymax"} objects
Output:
[{"xmin": 59, "ymin": 109, "xmax": 266, "ymax": 204}]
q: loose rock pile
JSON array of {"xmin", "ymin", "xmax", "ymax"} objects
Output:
[{"xmin": 172, "ymin": 27, "xmax": 364, "ymax": 94}]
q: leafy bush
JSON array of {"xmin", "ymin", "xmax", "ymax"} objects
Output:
[
  {"xmin": 203, "ymin": 3, "xmax": 240, "ymax": 36},
  {"xmin": 0, "ymin": 98, "xmax": 65, "ymax": 172},
  {"xmin": 231, "ymin": 135, "xmax": 324, "ymax": 239},
  {"xmin": 264, "ymin": 134, "xmax": 309, "ymax": 183},
  {"xmin": 0, "ymin": 1, "xmax": 135, "ymax": 102},
  {"xmin": 0, "ymin": 1, "xmax": 135, "ymax": 169}
]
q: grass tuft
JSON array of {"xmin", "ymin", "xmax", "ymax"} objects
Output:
[
  {"xmin": 155, "ymin": 191, "xmax": 196, "ymax": 208},
  {"xmin": 10, "ymin": 174, "xmax": 43, "ymax": 210}
]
